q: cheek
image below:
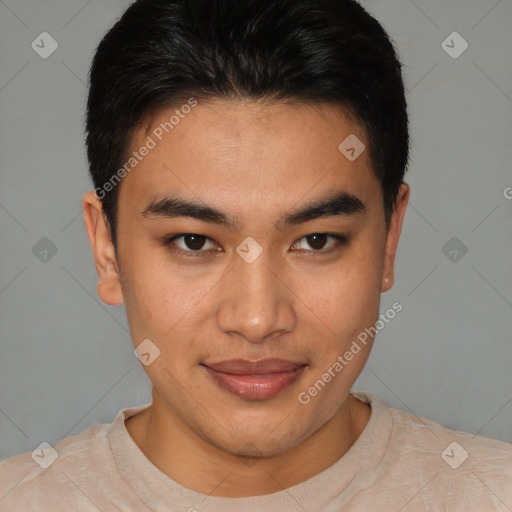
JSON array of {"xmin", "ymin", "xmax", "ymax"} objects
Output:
[
  {"xmin": 305, "ymin": 248, "xmax": 383, "ymax": 337},
  {"xmin": 120, "ymin": 250, "xmax": 222, "ymax": 344},
  {"xmin": 119, "ymin": 252, "xmax": 179, "ymax": 334}
]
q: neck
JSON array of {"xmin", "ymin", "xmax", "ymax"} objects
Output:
[{"xmin": 125, "ymin": 392, "xmax": 371, "ymax": 498}]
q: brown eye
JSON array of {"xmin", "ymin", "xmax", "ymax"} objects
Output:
[
  {"xmin": 181, "ymin": 234, "xmax": 207, "ymax": 250},
  {"xmin": 291, "ymin": 233, "xmax": 350, "ymax": 253},
  {"xmin": 165, "ymin": 233, "xmax": 218, "ymax": 253},
  {"xmin": 305, "ymin": 234, "xmax": 328, "ymax": 250}
]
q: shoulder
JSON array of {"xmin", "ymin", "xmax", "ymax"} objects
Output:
[
  {"xmin": 351, "ymin": 392, "xmax": 511, "ymax": 510},
  {"xmin": 387, "ymin": 401, "xmax": 512, "ymax": 509},
  {"xmin": 0, "ymin": 424, "xmax": 110, "ymax": 511},
  {"xmin": 389, "ymin": 402, "xmax": 512, "ymax": 460}
]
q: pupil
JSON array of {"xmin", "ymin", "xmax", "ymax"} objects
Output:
[
  {"xmin": 307, "ymin": 234, "xmax": 327, "ymax": 250},
  {"xmin": 185, "ymin": 234, "xmax": 205, "ymax": 250}
]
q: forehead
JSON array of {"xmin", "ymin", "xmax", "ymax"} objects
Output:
[{"xmin": 118, "ymin": 99, "xmax": 380, "ymax": 217}]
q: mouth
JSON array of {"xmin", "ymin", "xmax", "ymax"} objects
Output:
[{"xmin": 201, "ymin": 358, "xmax": 308, "ymax": 401}]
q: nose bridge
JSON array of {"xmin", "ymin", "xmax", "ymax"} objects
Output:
[{"xmin": 216, "ymin": 246, "xmax": 296, "ymax": 343}]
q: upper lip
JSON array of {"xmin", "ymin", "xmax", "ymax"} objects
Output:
[{"xmin": 203, "ymin": 358, "xmax": 307, "ymax": 375}]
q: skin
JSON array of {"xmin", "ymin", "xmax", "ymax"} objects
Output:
[{"xmin": 83, "ymin": 99, "xmax": 409, "ymax": 497}]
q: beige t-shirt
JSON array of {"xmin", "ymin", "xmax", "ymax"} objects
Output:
[{"xmin": 0, "ymin": 391, "xmax": 510, "ymax": 511}]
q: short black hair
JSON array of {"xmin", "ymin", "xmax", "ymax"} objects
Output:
[{"xmin": 86, "ymin": 0, "xmax": 409, "ymax": 247}]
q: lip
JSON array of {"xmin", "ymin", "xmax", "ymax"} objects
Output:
[{"xmin": 202, "ymin": 358, "xmax": 308, "ymax": 400}]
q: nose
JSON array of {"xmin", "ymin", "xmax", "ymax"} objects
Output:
[{"xmin": 216, "ymin": 249, "xmax": 297, "ymax": 344}]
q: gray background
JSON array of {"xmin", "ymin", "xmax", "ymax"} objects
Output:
[{"xmin": 0, "ymin": 0, "xmax": 511, "ymax": 462}]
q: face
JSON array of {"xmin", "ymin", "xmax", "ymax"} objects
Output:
[{"xmin": 84, "ymin": 99, "xmax": 408, "ymax": 457}]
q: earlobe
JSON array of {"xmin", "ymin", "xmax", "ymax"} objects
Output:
[
  {"xmin": 82, "ymin": 191, "xmax": 124, "ymax": 306},
  {"xmin": 381, "ymin": 275, "xmax": 392, "ymax": 292},
  {"xmin": 381, "ymin": 183, "xmax": 410, "ymax": 293}
]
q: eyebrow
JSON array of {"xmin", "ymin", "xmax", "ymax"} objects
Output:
[{"xmin": 140, "ymin": 190, "xmax": 366, "ymax": 230}]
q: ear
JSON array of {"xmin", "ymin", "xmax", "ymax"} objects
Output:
[
  {"xmin": 82, "ymin": 191, "xmax": 124, "ymax": 305},
  {"xmin": 381, "ymin": 183, "xmax": 409, "ymax": 293}
]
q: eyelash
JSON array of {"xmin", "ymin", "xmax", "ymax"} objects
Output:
[{"xmin": 163, "ymin": 233, "xmax": 351, "ymax": 258}]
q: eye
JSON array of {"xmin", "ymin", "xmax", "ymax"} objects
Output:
[
  {"xmin": 290, "ymin": 233, "xmax": 350, "ymax": 253},
  {"xmin": 165, "ymin": 233, "xmax": 219, "ymax": 255},
  {"xmin": 164, "ymin": 232, "xmax": 349, "ymax": 257}
]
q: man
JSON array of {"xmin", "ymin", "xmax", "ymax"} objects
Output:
[{"xmin": 1, "ymin": 0, "xmax": 510, "ymax": 510}]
